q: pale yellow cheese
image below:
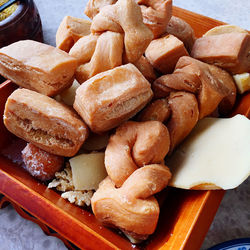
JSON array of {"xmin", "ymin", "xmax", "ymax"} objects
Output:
[
  {"xmin": 58, "ymin": 80, "xmax": 80, "ymax": 106},
  {"xmin": 233, "ymin": 73, "xmax": 250, "ymax": 94},
  {"xmin": 69, "ymin": 152, "xmax": 107, "ymax": 191},
  {"xmin": 166, "ymin": 115, "xmax": 250, "ymax": 190}
]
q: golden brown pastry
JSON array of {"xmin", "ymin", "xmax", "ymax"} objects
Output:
[
  {"xmin": 92, "ymin": 121, "xmax": 171, "ymax": 240},
  {"xmin": 145, "ymin": 34, "xmax": 189, "ymax": 74},
  {"xmin": 4, "ymin": 88, "xmax": 89, "ymax": 157},
  {"xmin": 71, "ymin": 32, "xmax": 123, "ymax": 83},
  {"xmin": 85, "ymin": 0, "xmax": 116, "ymax": 19},
  {"xmin": 0, "ymin": 40, "xmax": 77, "ymax": 96},
  {"xmin": 133, "ymin": 55, "xmax": 157, "ymax": 83},
  {"xmin": 191, "ymin": 32, "xmax": 250, "ymax": 74},
  {"xmin": 166, "ymin": 16, "xmax": 196, "ymax": 53},
  {"xmin": 153, "ymin": 56, "xmax": 236, "ymax": 119},
  {"xmin": 138, "ymin": 98, "xmax": 170, "ymax": 122},
  {"xmin": 91, "ymin": 0, "xmax": 153, "ymax": 63},
  {"xmin": 136, "ymin": 0, "xmax": 172, "ymax": 38},
  {"xmin": 73, "ymin": 64, "xmax": 153, "ymax": 133},
  {"xmin": 84, "ymin": 0, "xmax": 172, "ymax": 39},
  {"xmin": 105, "ymin": 121, "xmax": 170, "ymax": 187},
  {"xmin": 56, "ymin": 16, "xmax": 91, "ymax": 52},
  {"xmin": 22, "ymin": 143, "xmax": 64, "ymax": 181}
]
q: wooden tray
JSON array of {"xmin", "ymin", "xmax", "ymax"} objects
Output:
[{"xmin": 0, "ymin": 6, "xmax": 249, "ymax": 250}]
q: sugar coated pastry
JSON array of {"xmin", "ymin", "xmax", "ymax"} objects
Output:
[
  {"xmin": 22, "ymin": 143, "xmax": 64, "ymax": 181},
  {"xmin": 74, "ymin": 64, "xmax": 153, "ymax": 133},
  {"xmin": 56, "ymin": 16, "xmax": 91, "ymax": 52},
  {"xmin": 0, "ymin": 40, "xmax": 77, "ymax": 96},
  {"xmin": 4, "ymin": 88, "xmax": 89, "ymax": 157}
]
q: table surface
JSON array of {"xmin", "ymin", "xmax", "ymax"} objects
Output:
[{"xmin": 0, "ymin": 0, "xmax": 249, "ymax": 249}]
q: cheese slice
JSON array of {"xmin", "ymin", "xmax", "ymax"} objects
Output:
[
  {"xmin": 69, "ymin": 152, "xmax": 107, "ymax": 191},
  {"xmin": 166, "ymin": 115, "xmax": 250, "ymax": 190}
]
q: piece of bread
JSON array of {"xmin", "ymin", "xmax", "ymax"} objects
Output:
[
  {"xmin": 4, "ymin": 88, "xmax": 89, "ymax": 157},
  {"xmin": 74, "ymin": 64, "xmax": 153, "ymax": 133},
  {"xmin": 0, "ymin": 40, "xmax": 77, "ymax": 96},
  {"xmin": 56, "ymin": 16, "xmax": 91, "ymax": 52}
]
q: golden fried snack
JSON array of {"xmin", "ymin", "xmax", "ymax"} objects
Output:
[
  {"xmin": 166, "ymin": 16, "xmax": 196, "ymax": 52},
  {"xmin": 92, "ymin": 121, "xmax": 171, "ymax": 240},
  {"xmin": 136, "ymin": 0, "xmax": 172, "ymax": 38},
  {"xmin": 133, "ymin": 56, "xmax": 157, "ymax": 83},
  {"xmin": 191, "ymin": 32, "xmax": 250, "ymax": 74},
  {"xmin": 85, "ymin": 0, "xmax": 172, "ymax": 38},
  {"xmin": 153, "ymin": 56, "xmax": 236, "ymax": 119},
  {"xmin": 145, "ymin": 34, "xmax": 189, "ymax": 74},
  {"xmin": 72, "ymin": 32, "xmax": 123, "ymax": 83},
  {"xmin": 56, "ymin": 16, "xmax": 91, "ymax": 52},
  {"xmin": 22, "ymin": 143, "xmax": 64, "ymax": 181},
  {"xmin": 92, "ymin": 165, "xmax": 171, "ymax": 240},
  {"xmin": 105, "ymin": 121, "xmax": 170, "ymax": 187},
  {"xmin": 0, "ymin": 40, "xmax": 77, "ymax": 96},
  {"xmin": 4, "ymin": 89, "xmax": 89, "ymax": 157},
  {"xmin": 138, "ymin": 98, "xmax": 170, "ymax": 122},
  {"xmin": 85, "ymin": 0, "xmax": 116, "ymax": 19},
  {"xmin": 166, "ymin": 92, "xmax": 199, "ymax": 152},
  {"xmin": 74, "ymin": 64, "xmax": 153, "ymax": 133},
  {"xmin": 91, "ymin": 0, "xmax": 153, "ymax": 63}
]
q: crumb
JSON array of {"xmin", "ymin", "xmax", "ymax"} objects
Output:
[
  {"xmin": 61, "ymin": 190, "xmax": 93, "ymax": 206},
  {"xmin": 48, "ymin": 162, "xmax": 94, "ymax": 206},
  {"xmin": 48, "ymin": 163, "xmax": 74, "ymax": 192}
]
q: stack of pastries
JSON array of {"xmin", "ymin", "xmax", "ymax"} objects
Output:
[{"xmin": 0, "ymin": 0, "xmax": 249, "ymax": 242}]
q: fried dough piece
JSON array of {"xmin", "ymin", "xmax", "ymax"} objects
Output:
[
  {"xmin": 191, "ymin": 32, "xmax": 250, "ymax": 74},
  {"xmin": 153, "ymin": 56, "xmax": 236, "ymax": 118},
  {"xmin": 166, "ymin": 92, "xmax": 199, "ymax": 152},
  {"xmin": 69, "ymin": 34, "xmax": 98, "ymax": 65},
  {"xmin": 56, "ymin": 16, "xmax": 91, "ymax": 52},
  {"xmin": 4, "ymin": 89, "xmax": 89, "ymax": 157},
  {"xmin": 92, "ymin": 164, "xmax": 171, "ymax": 239},
  {"xmin": 133, "ymin": 56, "xmax": 157, "ymax": 83},
  {"xmin": 91, "ymin": 0, "xmax": 153, "ymax": 63},
  {"xmin": 138, "ymin": 99, "xmax": 170, "ymax": 122},
  {"xmin": 74, "ymin": 64, "xmax": 153, "ymax": 133},
  {"xmin": 0, "ymin": 40, "xmax": 77, "ymax": 96},
  {"xmin": 73, "ymin": 32, "xmax": 123, "ymax": 83},
  {"xmin": 145, "ymin": 34, "xmax": 189, "ymax": 74},
  {"xmin": 22, "ymin": 143, "xmax": 64, "ymax": 181},
  {"xmin": 105, "ymin": 121, "xmax": 170, "ymax": 187},
  {"xmin": 85, "ymin": 0, "xmax": 172, "ymax": 39},
  {"xmin": 85, "ymin": 0, "xmax": 116, "ymax": 19},
  {"xmin": 136, "ymin": 0, "xmax": 172, "ymax": 38},
  {"xmin": 166, "ymin": 16, "xmax": 196, "ymax": 52}
]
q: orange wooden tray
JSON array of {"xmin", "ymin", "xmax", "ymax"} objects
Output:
[{"xmin": 0, "ymin": 7, "xmax": 249, "ymax": 250}]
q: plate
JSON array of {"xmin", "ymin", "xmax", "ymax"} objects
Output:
[
  {"xmin": 0, "ymin": 6, "xmax": 249, "ymax": 250},
  {"xmin": 208, "ymin": 238, "xmax": 250, "ymax": 250}
]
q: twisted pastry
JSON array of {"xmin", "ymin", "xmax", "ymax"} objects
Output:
[
  {"xmin": 85, "ymin": 0, "xmax": 172, "ymax": 38},
  {"xmin": 71, "ymin": 0, "xmax": 153, "ymax": 83},
  {"xmin": 140, "ymin": 56, "xmax": 236, "ymax": 152},
  {"xmin": 91, "ymin": 121, "xmax": 172, "ymax": 239}
]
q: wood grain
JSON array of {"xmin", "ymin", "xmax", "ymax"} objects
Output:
[{"xmin": 0, "ymin": 6, "xmax": 249, "ymax": 250}]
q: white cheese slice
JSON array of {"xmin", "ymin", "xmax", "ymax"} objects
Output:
[
  {"xmin": 166, "ymin": 115, "xmax": 250, "ymax": 190},
  {"xmin": 69, "ymin": 152, "xmax": 107, "ymax": 191}
]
